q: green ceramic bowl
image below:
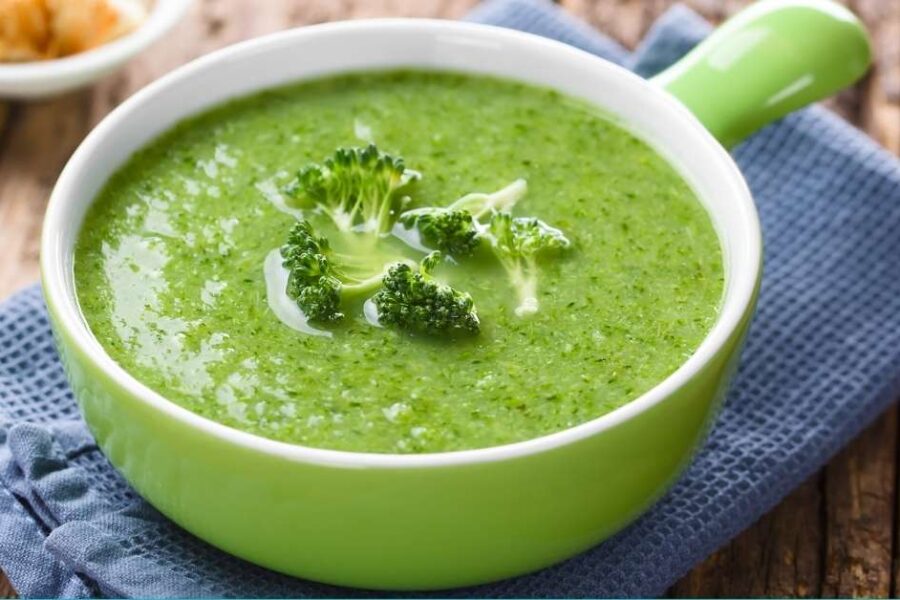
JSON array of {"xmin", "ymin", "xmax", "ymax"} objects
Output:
[{"xmin": 40, "ymin": 0, "xmax": 869, "ymax": 590}]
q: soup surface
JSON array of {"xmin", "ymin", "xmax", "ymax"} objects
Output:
[{"xmin": 75, "ymin": 70, "xmax": 723, "ymax": 453}]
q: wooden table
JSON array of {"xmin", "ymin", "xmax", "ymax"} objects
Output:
[{"xmin": 1, "ymin": 1, "xmax": 898, "ymax": 597}]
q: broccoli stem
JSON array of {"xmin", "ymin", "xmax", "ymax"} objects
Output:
[
  {"xmin": 326, "ymin": 208, "xmax": 354, "ymax": 233},
  {"xmin": 341, "ymin": 260, "xmax": 415, "ymax": 298},
  {"xmin": 448, "ymin": 178, "xmax": 527, "ymax": 220},
  {"xmin": 498, "ymin": 257, "xmax": 539, "ymax": 317},
  {"xmin": 341, "ymin": 272, "xmax": 386, "ymax": 297}
]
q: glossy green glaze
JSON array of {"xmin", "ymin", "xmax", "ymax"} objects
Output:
[{"xmin": 653, "ymin": 0, "xmax": 872, "ymax": 148}]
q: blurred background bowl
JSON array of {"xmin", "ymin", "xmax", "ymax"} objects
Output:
[{"xmin": 0, "ymin": 0, "xmax": 192, "ymax": 99}]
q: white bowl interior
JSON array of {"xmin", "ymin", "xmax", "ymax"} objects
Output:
[{"xmin": 41, "ymin": 20, "xmax": 761, "ymax": 467}]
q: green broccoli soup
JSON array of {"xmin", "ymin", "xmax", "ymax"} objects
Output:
[{"xmin": 75, "ymin": 70, "xmax": 724, "ymax": 454}]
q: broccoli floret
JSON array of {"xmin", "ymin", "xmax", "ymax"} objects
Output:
[
  {"xmin": 284, "ymin": 144, "xmax": 420, "ymax": 235},
  {"xmin": 397, "ymin": 207, "xmax": 480, "ymax": 257},
  {"xmin": 373, "ymin": 251, "xmax": 480, "ymax": 335},
  {"xmin": 486, "ymin": 212, "xmax": 571, "ymax": 317},
  {"xmin": 280, "ymin": 220, "xmax": 388, "ymax": 322},
  {"xmin": 396, "ymin": 177, "xmax": 570, "ymax": 317},
  {"xmin": 276, "ymin": 150, "xmax": 564, "ymax": 332},
  {"xmin": 396, "ymin": 179, "xmax": 528, "ymax": 257}
]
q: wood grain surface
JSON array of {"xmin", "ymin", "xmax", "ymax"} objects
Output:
[{"xmin": 0, "ymin": 0, "xmax": 898, "ymax": 597}]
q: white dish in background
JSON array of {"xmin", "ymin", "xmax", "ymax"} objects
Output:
[{"xmin": 0, "ymin": 0, "xmax": 192, "ymax": 99}]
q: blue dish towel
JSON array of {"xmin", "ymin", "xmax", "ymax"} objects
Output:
[{"xmin": 3, "ymin": 0, "xmax": 900, "ymax": 597}]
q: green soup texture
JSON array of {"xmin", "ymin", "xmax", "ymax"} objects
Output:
[{"xmin": 75, "ymin": 70, "xmax": 724, "ymax": 454}]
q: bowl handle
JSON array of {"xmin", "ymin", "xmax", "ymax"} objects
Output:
[{"xmin": 651, "ymin": 0, "xmax": 871, "ymax": 148}]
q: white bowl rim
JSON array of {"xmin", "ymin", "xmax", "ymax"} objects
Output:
[
  {"xmin": 0, "ymin": 0, "xmax": 192, "ymax": 85},
  {"xmin": 41, "ymin": 18, "xmax": 762, "ymax": 469}
]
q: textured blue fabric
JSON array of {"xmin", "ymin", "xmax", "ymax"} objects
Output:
[{"xmin": 2, "ymin": 0, "xmax": 900, "ymax": 597}]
